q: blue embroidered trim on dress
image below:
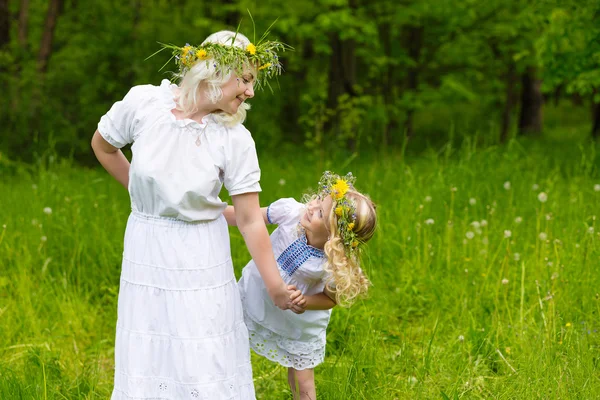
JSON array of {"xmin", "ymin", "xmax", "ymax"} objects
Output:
[
  {"xmin": 267, "ymin": 204, "xmax": 273, "ymax": 224},
  {"xmin": 277, "ymin": 234, "xmax": 325, "ymax": 277}
]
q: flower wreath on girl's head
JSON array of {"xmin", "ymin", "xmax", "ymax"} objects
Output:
[
  {"xmin": 146, "ymin": 16, "xmax": 292, "ymax": 91},
  {"xmin": 318, "ymin": 171, "xmax": 363, "ymax": 256}
]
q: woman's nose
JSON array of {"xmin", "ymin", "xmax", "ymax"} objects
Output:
[{"xmin": 245, "ymin": 83, "xmax": 254, "ymax": 98}]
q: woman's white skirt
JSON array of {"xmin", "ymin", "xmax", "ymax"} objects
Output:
[{"xmin": 111, "ymin": 212, "xmax": 255, "ymax": 399}]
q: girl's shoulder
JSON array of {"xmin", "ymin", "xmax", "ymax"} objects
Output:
[{"xmin": 267, "ymin": 198, "xmax": 304, "ymax": 226}]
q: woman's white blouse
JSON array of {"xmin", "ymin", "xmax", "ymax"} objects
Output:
[{"xmin": 98, "ymin": 79, "xmax": 261, "ymax": 221}]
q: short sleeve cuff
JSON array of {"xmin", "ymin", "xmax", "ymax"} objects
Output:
[
  {"xmin": 228, "ymin": 182, "xmax": 262, "ymax": 197},
  {"xmin": 98, "ymin": 115, "xmax": 127, "ymax": 149}
]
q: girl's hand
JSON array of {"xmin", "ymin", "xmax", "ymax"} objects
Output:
[{"xmin": 289, "ymin": 286, "xmax": 307, "ymax": 314}]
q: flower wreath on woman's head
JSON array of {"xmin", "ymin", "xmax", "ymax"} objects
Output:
[
  {"xmin": 147, "ymin": 19, "xmax": 292, "ymax": 91},
  {"xmin": 317, "ymin": 171, "xmax": 363, "ymax": 256}
]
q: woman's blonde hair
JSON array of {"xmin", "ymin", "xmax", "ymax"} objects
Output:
[
  {"xmin": 174, "ymin": 31, "xmax": 254, "ymax": 127},
  {"xmin": 322, "ymin": 190, "xmax": 377, "ymax": 307}
]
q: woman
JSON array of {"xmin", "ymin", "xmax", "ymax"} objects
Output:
[{"xmin": 91, "ymin": 30, "xmax": 293, "ymax": 399}]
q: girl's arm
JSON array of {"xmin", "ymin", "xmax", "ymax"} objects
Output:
[
  {"xmin": 223, "ymin": 205, "xmax": 269, "ymax": 227},
  {"xmin": 304, "ymin": 288, "xmax": 337, "ymax": 311},
  {"xmin": 91, "ymin": 130, "xmax": 130, "ymax": 189},
  {"xmin": 231, "ymin": 192, "xmax": 291, "ymax": 310}
]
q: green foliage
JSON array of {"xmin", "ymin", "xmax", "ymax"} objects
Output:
[
  {"xmin": 536, "ymin": 0, "xmax": 600, "ymax": 100},
  {"xmin": 0, "ymin": 0, "xmax": 597, "ymax": 161}
]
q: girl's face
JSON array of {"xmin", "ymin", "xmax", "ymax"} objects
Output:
[
  {"xmin": 215, "ymin": 70, "xmax": 255, "ymax": 114},
  {"xmin": 301, "ymin": 195, "xmax": 334, "ymax": 249}
]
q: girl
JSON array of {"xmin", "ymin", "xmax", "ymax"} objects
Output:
[
  {"xmin": 224, "ymin": 171, "xmax": 377, "ymax": 399},
  {"xmin": 92, "ymin": 31, "xmax": 296, "ymax": 399}
]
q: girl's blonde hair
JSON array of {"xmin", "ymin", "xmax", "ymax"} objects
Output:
[
  {"xmin": 174, "ymin": 30, "xmax": 254, "ymax": 127},
  {"xmin": 322, "ymin": 190, "xmax": 377, "ymax": 307}
]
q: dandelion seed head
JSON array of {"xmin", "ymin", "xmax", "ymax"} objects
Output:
[
  {"xmin": 425, "ymin": 218, "xmax": 434, "ymax": 225},
  {"xmin": 480, "ymin": 220, "xmax": 488, "ymax": 227},
  {"xmin": 458, "ymin": 335, "xmax": 465, "ymax": 342},
  {"xmin": 278, "ymin": 179, "xmax": 286, "ymax": 186},
  {"xmin": 41, "ymin": 236, "xmax": 47, "ymax": 242},
  {"xmin": 588, "ymin": 227, "xmax": 594, "ymax": 234},
  {"xmin": 538, "ymin": 192, "xmax": 548, "ymax": 203},
  {"xmin": 504, "ymin": 230, "xmax": 512, "ymax": 238},
  {"xmin": 594, "ymin": 184, "xmax": 600, "ymax": 192},
  {"xmin": 503, "ymin": 181, "xmax": 511, "ymax": 190},
  {"xmin": 425, "ymin": 196, "xmax": 432, "ymax": 202},
  {"xmin": 502, "ymin": 278, "xmax": 509, "ymax": 285},
  {"xmin": 515, "ymin": 216, "xmax": 522, "ymax": 224},
  {"xmin": 466, "ymin": 231, "xmax": 475, "ymax": 239},
  {"xmin": 469, "ymin": 198, "xmax": 476, "ymax": 205},
  {"xmin": 514, "ymin": 253, "xmax": 521, "ymax": 261},
  {"xmin": 539, "ymin": 232, "xmax": 548, "ymax": 241},
  {"xmin": 43, "ymin": 207, "xmax": 52, "ymax": 215}
]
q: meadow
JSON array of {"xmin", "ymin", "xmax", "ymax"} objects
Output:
[{"xmin": 1, "ymin": 109, "xmax": 600, "ymax": 399}]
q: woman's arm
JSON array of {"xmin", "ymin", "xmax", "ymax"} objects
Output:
[
  {"xmin": 91, "ymin": 130, "xmax": 130, "ymax": 189},
  {"xmin": 231, "ymin": 192, "xmax": 291, "ymax": 310},
  {"xmin": 223, "ymin": 205, "xmax": 270, "ymax": 227}
]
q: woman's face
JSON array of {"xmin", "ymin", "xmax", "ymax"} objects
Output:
[{"xmin": 216, "ymin": 70, "xmax": 255, "ymax": 114}]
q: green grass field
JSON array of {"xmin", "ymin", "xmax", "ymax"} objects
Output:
[{"xmin": 1, "ymin": 128, "xmax": 600, "ymax": 398}]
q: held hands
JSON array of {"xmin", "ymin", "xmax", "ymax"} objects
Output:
[
  {"xmin": 268, "ymin": 283, "xmax": 307, "ymax": 314},
  {"xmin": 288, "ymin": 285, "xmax": 307, "ymax": 314}
]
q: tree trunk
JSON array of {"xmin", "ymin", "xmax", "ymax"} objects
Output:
[
  {"xmin": 379, "ymin": 20, "xmax": 397, "ymax": 147},
  {"xmin": 37, "ymin": 0, "xmax": 63, "ymax": 73},
  {"xmin": 17, "ymin": 0, "xmax": 29, "ymax": 47},
  {"xmin": 325, "ymin": 33, "xmax": 356, "ymax": 134},
  {"xmin": 518, "ymin": 66, "xmax": 543, "ymax": 136},
  {"xmin": 593, "ymin": 93, "xmax": 600, "ymax": 138},
  {"xmin": 220, "ymin": 0, "xmax": 240, "ymax": 29},
  {"xmin": 0, "ymin": 0, "xmax": 9, "ymax": 48},
  {"xmin": 500, "ymin": 62, "xmax": 517, "ymax": 142},
  {"xmin": 281, "ymin": 40, "xmax": 312, "ymax": 144},
  {"xmin": 403, "ymin": 26, "xmax": 424, "ymax": 139}
]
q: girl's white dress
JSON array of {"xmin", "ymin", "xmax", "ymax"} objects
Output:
[
  {"xmin": 98, "ymin": 80, "xmax": 258, "ymax": 399},
  {"xmin": 238, "ymin": 198, "xmax": 332, "ymax": 370}
]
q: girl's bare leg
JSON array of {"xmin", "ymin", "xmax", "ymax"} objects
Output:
[{"xmin": 288, "ymin": 367, "xmax": 316, "ymax": 400}]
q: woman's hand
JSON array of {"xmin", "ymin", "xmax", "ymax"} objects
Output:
[{"xmin": 268, "ymin": 283, "xmax": 295, "ymax": 310}]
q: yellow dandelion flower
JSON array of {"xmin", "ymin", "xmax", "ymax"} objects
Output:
[
  {"xmin": 566, "ymin": 322, "xmax": 572, "ymax": 327},
  {"xmin": 196, "ymin": 49, "xmax": 208, "ymax": 60},
  {"xmin": 182, "ymin": 45, "xmax": 192, "ymax": 57},
  {"xmin": 246, "ymin": 43, "xmax": 256, "ymax": 55},
  {"xmin": 348, "ymin": 222, "xmax": 355, "ymax": 231},
  {"xmin": 335, "ymin": 206, "xmax": 343, "ymax": 217},
  {"xmin": 259, "ymin": 62, "xmax": 272, "ymax": 71},
  {"xmin": 331, "ymin": 179, "xmax": 349, "ymax": 200},
  {"xmin": 351, "ymin": 240, "xmax": 359, "ymax": 248}
]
